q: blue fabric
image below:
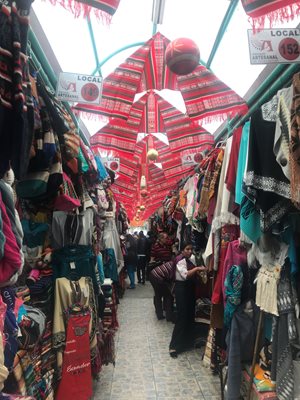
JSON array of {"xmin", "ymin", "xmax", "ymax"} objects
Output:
[
  {"xmin": 1, "ymin": 287, "xmax": 18, "ymax": 371},
  {"xmin": 235, "ymin": 122, "xmax": 250, "ymax": 206},
  {"xmin": 95, "ymin": 156, "xmax": 108, "ymax": 181},
  {"xmin": 97, "ymin": 253, "xmax": 105, "ymax": 285},
  {"xmin": 236, "ymin": 122, "xmax": 261, "ymax": 242},
  {"xmin": 127, "ymin": 265, "xmax": 135, "ymax": 288},
  {"xmin": 21, "ymin": 220, "xmax": 49, "ymax": 248},
  {"xmin": 224, "ymin": 265, "xmax": 243, "ymax": 328},
  {"xmin": 102, "ymin": 248, "xmax": 119, "ymax": 283}
]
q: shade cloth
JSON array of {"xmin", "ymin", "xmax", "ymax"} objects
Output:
[{"xmin": 74, "ymin": 32, "xmax": 247, "ymax": 123}]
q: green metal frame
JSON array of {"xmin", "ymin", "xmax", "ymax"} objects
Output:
[{"xmin": 30, "ymin": 2, "xmax": 299, "ymax": 147}]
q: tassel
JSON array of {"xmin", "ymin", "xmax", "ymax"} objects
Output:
[{"xmin": 44, "ymin": 0, "xmax": 115, "ymax": 23}]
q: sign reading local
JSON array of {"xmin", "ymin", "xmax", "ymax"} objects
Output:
[
  {"xmin": 248, "ymin": 29, "xmax": 300, "ymax": 64},
  {"xmin": 102, "ymin": 158, "xmax": 120, "ymax": 172},
  {"xmin": 56, "ymin": 72, "xmax": 103, "ymax": 104}
]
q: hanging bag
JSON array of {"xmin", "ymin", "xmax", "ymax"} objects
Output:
[{"xmin": 54, "ymin": 172, "xmax": 81, "ymax": 212}]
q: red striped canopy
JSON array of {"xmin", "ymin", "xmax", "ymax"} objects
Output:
[{"xmin": 74, "ymin": 32, "xmax": 247, "ymax": 123}]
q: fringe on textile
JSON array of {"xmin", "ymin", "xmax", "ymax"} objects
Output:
[
  {"xmin": 249, "ymin": 3, "xmax": 300, "ymax": 32},
  {"xmin": 44, "ymin": 0, "xmax": 114, "ymax": 23}
]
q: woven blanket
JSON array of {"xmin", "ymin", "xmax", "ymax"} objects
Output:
[
  {"xmin": 74, "ymin": 32, "xmax": 247, "ymax": 123},
  {"xmin": 241, "ymin": 0, "xmax": 300, "ymax": 30},
  {"xmin": 46, "ymin": 0, "xmax": 120, "ymax": 21}
]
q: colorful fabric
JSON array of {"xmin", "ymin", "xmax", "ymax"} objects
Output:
[
  {"xmin": 290, "ymin": 73, "xmax": 300, "ymax": 209},
  {"xmin": 224, "ymin": 265, "xmax": 243, "ymax": 328},
  {"xmin": 45, "ymin": 0, "xmax": 120, "ymax": 20},
  {"xmin": 198, "ymin": 148, "xmax": 224, "ymax": 215},
  {"xmin": 241, "ymin": 0, "xmax": 300, "ymax": 31},
  {"xmin": 74, "ymin": 32, "xmax": 247, "ymax": 123}
]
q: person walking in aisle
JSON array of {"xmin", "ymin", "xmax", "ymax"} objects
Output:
[
  {"xmin": 136, "ymin": 231, "xmax": 148, "ymax": 284},
  {"xmin": 169, "ymin": 242, "xmax": 206, "ymax": 358},
  {"xmin": 124, "ymin": 234, "xmax": 138, "ymax": 289},
  {"xmin": 149, "ymin": 260, "xmax": 175, "ymax": 322},
  {"xmin": 150, "ymin": 232, "xmax": 172, "ymax": 264}
]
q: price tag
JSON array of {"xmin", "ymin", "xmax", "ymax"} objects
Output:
[{"xmin": 70, "ymin": 262, "xmax": 76, "ymax": 270}]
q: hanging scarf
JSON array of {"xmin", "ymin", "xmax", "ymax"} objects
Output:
[
  {"xmin": 290, "ymin": 73, "xmax": 300, "ymax": 209},
  {"xmin": 198, "ymin": 148, "xmax": 224, "ymax": 215},
  {"xmin": 224, "ymin": 265, "xmax": 243, "ymax": 328},
  {"xmin": 241, "ymin": 0, "xmax": 300, "ymax": 31},
  {"xmin": 46, "ymin": 0, "xmax": 121, "ymax": 21}
]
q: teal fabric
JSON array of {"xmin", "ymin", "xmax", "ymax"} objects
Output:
[
  {"xmin": 22, "ymin": 220, "xmax": 49, "ymax": 248},
  {"xmin": 235, "ymin": 122, "xmax": 250, "ymax": 206},
  {"xmin": 52, "ymin": 245, "xmax": 99, "ymax": 295},
  {"xmin": 95, "ymin": 156, "xmax": 108, "ymax": 181},
  {"xmin": 97, "ymin": 253, "xmax": 105, "ymax": 285},
  {"xmin": 0, "ymin": 204, "xmax": 5, "ymax": 260},
  {"xmin": 236, "ymin": 122, "xmax": 261, "ymax": 242},
  {"xmin": 102, "ymin": 248, "xmax": 119, "ymax": 283},
  {"xmin": 79, "ymin": 148, "xmax": 89, "ymax": 173},
  {"xmin": 224, "ymin": 265, "xmax": 243, "ymax": 328}
]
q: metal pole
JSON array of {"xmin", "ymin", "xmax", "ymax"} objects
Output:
[{"xmin": 206, "ymin": 0, "xmax": 239, "ymax": 69}]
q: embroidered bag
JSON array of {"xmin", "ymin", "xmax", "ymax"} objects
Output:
[{"xmin": 54, "ymin": 172, "xmax": 81, "ymax": 212}]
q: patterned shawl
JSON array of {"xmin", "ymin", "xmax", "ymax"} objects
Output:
[
  {"xmin": 74, "ymin": 32, "xmax": 247, "ymax": 123},
  {"xmin": 290, "ymin": 72, "xmax": 300, "ymax": 208},
  {"xmin": 241, "ymin": 0, "xmax": 300, "ymax": 31},
  {"xmin": 46, "ymin": 0, "xmax": 120, "ymax": 21}
]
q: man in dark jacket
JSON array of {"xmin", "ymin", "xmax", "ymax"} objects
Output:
[{"xmin": 137, "ymin": 231, "xmax": 149, "ymax": 284}]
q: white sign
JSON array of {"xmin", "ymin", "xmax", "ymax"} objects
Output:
[
  {"xmin": 102, "ymin": 158, "xmax": 120, "ymax": 172},
  {"xmin": 56, "ymin": 72, "xmax": 103, "ymax": 103},
  {"xmin": 248, "ymin": 29, "xmax": 300, "ymax": 64},
  {"xmin": 181, "ymin": 153, "xmax": 203, "ymax": 166}
]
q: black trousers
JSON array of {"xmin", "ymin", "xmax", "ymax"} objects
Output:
[
  {"xmin": 149, "ymin": 275, "xmax": 174, "ymax": 320},
  {"xmin": 169, "ymin": 280, "xmax": 195, "ymax": 353},
  {"xmin": 137, "ymin": 256, "xmax": 147, "ymax": 283}
]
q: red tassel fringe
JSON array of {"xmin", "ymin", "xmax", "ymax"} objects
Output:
[
  {"xmin": 250, "ymin": 3, "xmax": 300, "ymax": 32},
  {"xmin": 44, "ymin": 0, "xmax": 113, "ymax": 23}
]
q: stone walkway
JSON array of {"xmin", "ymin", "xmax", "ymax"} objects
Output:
[{"xmin": 93, "ymin": 281, "xmax": 221, "ymax": 400}]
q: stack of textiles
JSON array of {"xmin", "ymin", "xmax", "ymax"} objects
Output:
[
  {"xmin": 11, "ymin": 348, "xmax": 54, "ymax": 400},
  {"xmin": 100, "ymin": 279, "xmax": 118, "ymax": 365},
  {"xmin": 241, "ymin": 368, "xmax": 277, "ymax": 400}
]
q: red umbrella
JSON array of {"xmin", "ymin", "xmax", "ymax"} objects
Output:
[{"xmin": 74, "ymin": 32, "xmax": 248, "ymax": 123}]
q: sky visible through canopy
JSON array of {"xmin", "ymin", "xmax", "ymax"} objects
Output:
[{"xmin": 32, "ymin": 0, "xmax": 300, "ymax": 135}]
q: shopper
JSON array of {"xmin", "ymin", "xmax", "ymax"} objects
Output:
[
  {"xmin": 169, "ymin": 242, "xmax": 206, "ymax": 358},
  {"xmin": 150, "ymin": 232, "xmax": 172, "ymax": 263},
  {"xmin": 149, "ymin": 260, "xmax": 175, "ymax": 321},
  {"xmin": 124, "ymin": 234, "xmax": 138, "ymax": 289},
  {"xmin": 136, "ymin": 231, "xmax": 148, "ymax": 284}
]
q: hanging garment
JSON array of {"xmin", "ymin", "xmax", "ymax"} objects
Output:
[
  {"xmin": 244, "ymin": 107, "xmax": 291, "ymax": 232},
  {"xmin": 102, "ymin": 218, "xmax": 124, "ymax": 268},
  {"xmin": 56, "ymin": 307, "xmax": 92, "ymax": 400},
  {"xmin": 290, "ymin": 73, "xmax": 300, "ymax": 208},
  {"xmin": 225, "ymin": 126, "xmax": 243, "ymax": 199},
  {"xmin": 224, "ymin": 265, "xmax": 244, "ymax": 328},
  {"xmin": 221, "ymin": 239, "xmax": 247, "ymax": 303},
  {"xmin": 271, "ymin": 266, "xmax": 298, "ymax": 400},
  {"xmin": 226, "ymin": 300, "xmax": 260, "ymax": 400},
  {"xmin": 52, "ymin": 277, "xmax": 98, "ymax": 374},
  {"xmin": 274, "ymin": 86, "xmax": 293, "ymax": 180},
  {"xmin": 51, "ymin": 208, "xmax": 94, "ymax": 249},
  {"xmin": 52, "ymin": 245, "xmax": 100, "ymax": 295}
]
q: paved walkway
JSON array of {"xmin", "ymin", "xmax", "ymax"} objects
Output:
[{"xmin": 93, "ymin": 281, "xmax": 220, "ymax": 400}]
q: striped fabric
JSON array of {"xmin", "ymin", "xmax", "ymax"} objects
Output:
[
  {"xmin": 74, "ymin": 32, "xmax": 247, "ymax": 123},
  {"xmin": 241, "ymin": 0, "xmax": 300, "ymax": 30},
  {"xmin": 90, "ymin": 120, "xmax": 138, "ymax": 158},
  {"xmin": 151, "ymin": 261, "xmax": 174, "ymax": 283},
  {"xmin": 45, "ymin": 0, "xmax": 120, "ymax": 21}
]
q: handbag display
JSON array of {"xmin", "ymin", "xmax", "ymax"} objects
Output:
[{"xmin": 54, "ymin": 172, "xmax": 81, "ymax": 212}]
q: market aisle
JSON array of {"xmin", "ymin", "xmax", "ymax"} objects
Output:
[{"xmin": 93, "ymin": 282, "xmax": 220, "ymax": 400}]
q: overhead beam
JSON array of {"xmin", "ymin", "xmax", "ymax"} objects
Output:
[
  {"xmin": 206, "ymin": 0, "xmax": 239, "ymax": 69},
  {"xmin": 87, "ymin": 16, "xmax": 102, "ymax": 77}
]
